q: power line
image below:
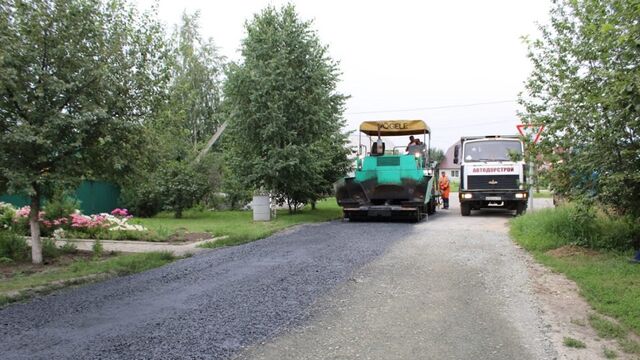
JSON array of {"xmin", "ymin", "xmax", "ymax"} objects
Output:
[
  {"xmin": 346, "ymin": 100, "xmax": 517, "ymax": 115},
  {"xmin": 437, "ymin": 119, "xmax": 518, "ymax": 130}
]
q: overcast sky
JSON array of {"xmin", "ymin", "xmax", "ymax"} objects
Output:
[{"xmin": 136, "ymin": 0, "xmax": 550, "ymax": 150}]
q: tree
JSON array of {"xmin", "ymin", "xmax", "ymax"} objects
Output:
[
  {"xmin": 0, "ymin": 0, "xmax": 168, "ymax": 263},
  {"xmin": 158, "ymin": 161, "xmax": 208, "ymax": 218},
  {"xmin": 519, "ymin": 0, "xmax": 640, "ymax": 217},
  {"xmin": 154, "ymin": 11, "xmax": 224, "ymax": 156},
  {"xmin": 224, "ymin": 4, "xmax": 349, "ymax": 213},
  {"xmin": 121, "ymin": 11, "xmax": 226, "ymax": 217},
  {"xmin": 429, "ymin": 147, "xmax": 445, "ymax": 165}
]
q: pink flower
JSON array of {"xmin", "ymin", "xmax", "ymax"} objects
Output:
[
  {"xmin": 15, "ymin": 206, "xmax": 31, "ymax": 218},
  {"xmin": 110, "ymin": 208, "xmax": 129, "ymax": 217}
]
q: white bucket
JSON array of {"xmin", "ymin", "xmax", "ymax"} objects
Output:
[{"xmin": 252, "ymin": 195, "xmax": 271, "ymax": 221}]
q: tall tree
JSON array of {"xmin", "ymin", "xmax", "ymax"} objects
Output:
[
  {"xmin": 520, "ymin": 0, "xmax": 640, "ymax": 216},
  {"xmin": 224, "ymin": 4, "xmax": 349, "ymax": 212},
  {"xmin": 122, "ymin": 11, "xmax": 225, "ymax": 218},
  {"xmin": 154, "ymin": 11, "xmax": 224, "ymax": 158},
  {"xmin": 0, "ymin": 0, "xmax": 169, "ymax": 263}
]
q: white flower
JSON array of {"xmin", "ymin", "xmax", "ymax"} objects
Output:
[{"xmin": 53, "ymin": 228, "xmax": 66, "ymax": 241}]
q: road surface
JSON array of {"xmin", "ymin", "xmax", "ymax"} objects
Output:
[{"xmin": 0, "ymin": 196, "xmax": 556, "ymax": 359}]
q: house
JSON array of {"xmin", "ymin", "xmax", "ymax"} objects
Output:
[{"xmin": 438, "ymin": 141, "xmax": 461, "ymax": 181}]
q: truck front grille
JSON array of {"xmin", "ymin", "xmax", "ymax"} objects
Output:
[{"xmin": 467, "ymin": 175, "xmax": 519, "ymax": 190}]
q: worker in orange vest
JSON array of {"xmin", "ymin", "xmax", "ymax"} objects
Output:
[{"xmin": 439, "ymin": 171, "xmax": 450, "ymax": 209}]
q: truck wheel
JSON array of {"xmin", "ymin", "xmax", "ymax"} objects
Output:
[
  {"xmin": 461, "ymin": 203, "xmax": 471, "ymax": 216},
  {"xmin": 515, "ymin": 202, "xmax": 526, "ymax": 216},
  {"xmin": 414, "ymin": 208, "xmax": 423, "ymax": 222},
  {"xmin": 427, "ymin": 201, "xmax": 436, "ymax": 215}
]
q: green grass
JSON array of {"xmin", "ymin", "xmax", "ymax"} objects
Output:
[
  {"xmin": 589, "ymin": 314, "xmax": 627, "ymax": 339},
  {"xmin": 520, "ymin": 250, "xmax": 640, "ymax": 335},
  {"xmin": 510, "ymin": 206, "xmax": 640, "ymax": 335},
  {"xmin": 450, "ymin": 181, "xmax": 459, "ymax": 193},
  {"xmin": 603, "ymin": 347, "xmax": 618, "ymax": 358},
  {"xmin": 0, "ymin": 252, "xmax": 176, "ymax": 306},
  {"xmin": 563, "ymin": 337, "xmax": 587, "ymax": 348},
  {"xmin": 133, "ymin": 198, "xmax": 343, "ymax": 249},
  {"xmin": 618, "ymin": 338, "xmax": 640, "ymax": 354}
]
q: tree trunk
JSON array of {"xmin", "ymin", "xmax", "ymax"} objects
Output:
[
  {"xmin": 311, "ymin": 200, "xmax": 317, "ymax": 210},
  {"xmin": 29, "ymin": 194, "xmax": 42, "ymax": 265},
  {"xmin": 175, "ymin": 208, "xmax": 183, "ymax": 219}
]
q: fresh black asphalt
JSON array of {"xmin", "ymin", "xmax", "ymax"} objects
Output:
[{"xmin": 0, "ymin": 221, "xmax": 412, "ymax": 359}]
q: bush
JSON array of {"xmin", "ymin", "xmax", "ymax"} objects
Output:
[
  {"xmin": 120, "ymin": 180, "xmax": 163, "ymax": 218},
  {"xmin": 60, "ymin": 241, "xmax": 78, "ymax": 254},
  {"xmin": 0, "ymin": 231, "xmax": 30, "ymax": 261},
  {"xmin": 511, "ymin": 204, "xmax": 640, "ymax": 251},
  {"xmin": 157, "ymin": 161, "xmax": 209, "ymax": 218},
  {"xmin": 42, "ymin": 238, "xmax": 60, "ymax": 259},
  {"xmin": 43, "ymin": 193, "xmax": 79, "ymax": 223},
  {"xmin": 92, "ymin": 239, "xmax": 104, "ymax": 259},
  {"xmin": 0, "ymin": 203, "xmax": 16, "ymax": 230}
]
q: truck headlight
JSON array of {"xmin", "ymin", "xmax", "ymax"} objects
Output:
[
  {"xmin": 515, "ymin": 193, "xmax": 527, "ymax": 199},
  {"xmin": 414, "ymin": 152, "xmax": 421, "ymax": 158},
  {"xmin": 462, "ymin": 193, "xmax": 473, "ymax": 199}
]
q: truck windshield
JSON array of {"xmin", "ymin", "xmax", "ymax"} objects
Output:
[{"xmin": 463, "ymin": 140, "xmax": 522, "ymax": 162}]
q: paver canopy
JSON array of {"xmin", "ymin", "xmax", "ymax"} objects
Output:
[{"xmin": 359, "ymin": 120, "xmax": 430, "ymax": 136}]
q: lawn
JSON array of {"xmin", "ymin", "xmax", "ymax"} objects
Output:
[
  {"xmin": 510, "ymin": 206, "xmax": 640, "ymax": 339},
  {"xmin": 132, "ymin": 197, "xmax": 343, "ymax": 248},
  {"xmin": 0, "ymin": 252, "xmax": 177, "ymax": 306}
]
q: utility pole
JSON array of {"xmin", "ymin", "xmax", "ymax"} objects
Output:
[{"xmin": 193, "ymin": 121, "xmax": 228, "ymax": 164}]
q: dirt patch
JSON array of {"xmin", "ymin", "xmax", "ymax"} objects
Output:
[
  {"xmin": 524, "ymin": 253, "xmax": 637, "ymax": 359},
  {"xmin": 546, "ymin": 245, "xmax": 600, "ymax": 258}
]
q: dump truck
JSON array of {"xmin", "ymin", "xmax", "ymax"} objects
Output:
[
  {"xmin": 335, "ymin": 119, "xmax": 439, "ymax": 221},
  {"xmin": 453, "ymin": 135, "xmax": 528, "ymax": 216}
]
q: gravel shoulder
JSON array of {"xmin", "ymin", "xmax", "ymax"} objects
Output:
[{"xmin": 237, "ymin": 198, "xmax": 557, "ymax": 360}]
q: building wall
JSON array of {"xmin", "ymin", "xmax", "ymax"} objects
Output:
[{"xmin": 441, "ymin": 168, "xmax": 460, "ymax": 181}]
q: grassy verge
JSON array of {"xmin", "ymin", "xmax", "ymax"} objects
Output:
[
  {"xmin": 510, "ymin": 206, "xmax": 640, "ymax": 345},
  {"xmin": 450, "ymin": 181, "xmax": 459, "ymax": 192},
  {"xmin": 0, "ymin": 252, "xmax": 177, "ymax": 307},
  {"xmin": 134, "ymin": 198, "xmax": 343, "ymax": 249}
]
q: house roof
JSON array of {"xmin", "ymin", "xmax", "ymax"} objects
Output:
[{"xmin": 439, "ymin": 141, "xmax": 461, "ymax": 169}]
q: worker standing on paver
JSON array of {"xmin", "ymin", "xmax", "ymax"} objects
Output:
[{"xmin": 439, "ymin": 171, "xmax": 450, "ymax": 209}]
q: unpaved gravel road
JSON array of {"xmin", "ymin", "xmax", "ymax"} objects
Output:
[{"xmin": 0, "ymin": 197, "xmax": 556, "ymax": 359}]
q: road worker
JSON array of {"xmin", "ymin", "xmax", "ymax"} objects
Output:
[{"xmin": 439, "ymin": 171, "xmax": 450, "ymax": 209}]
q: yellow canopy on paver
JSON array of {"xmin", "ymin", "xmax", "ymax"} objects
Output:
[{"xmin": 359, "ymin": 120, "xmax": 430, "ymax": 136}]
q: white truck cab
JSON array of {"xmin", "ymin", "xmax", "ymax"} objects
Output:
[{"xmin": 454, "ymin": 135, "xmax": 528, "ymax": 216}]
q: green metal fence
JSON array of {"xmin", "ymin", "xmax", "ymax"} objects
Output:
[{"xmin": 0, "ymin": 180, "xmax": 121, "ymax": 215}]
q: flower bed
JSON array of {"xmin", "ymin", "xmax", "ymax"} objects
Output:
[{"xmin": 1, "ymin": 203, "xmax": 172, "ymax": 242}]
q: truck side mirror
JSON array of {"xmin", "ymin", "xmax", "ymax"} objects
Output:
[{"xmin": 453, "ymin": 145, "xmax": 460, "ymax": 164}]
